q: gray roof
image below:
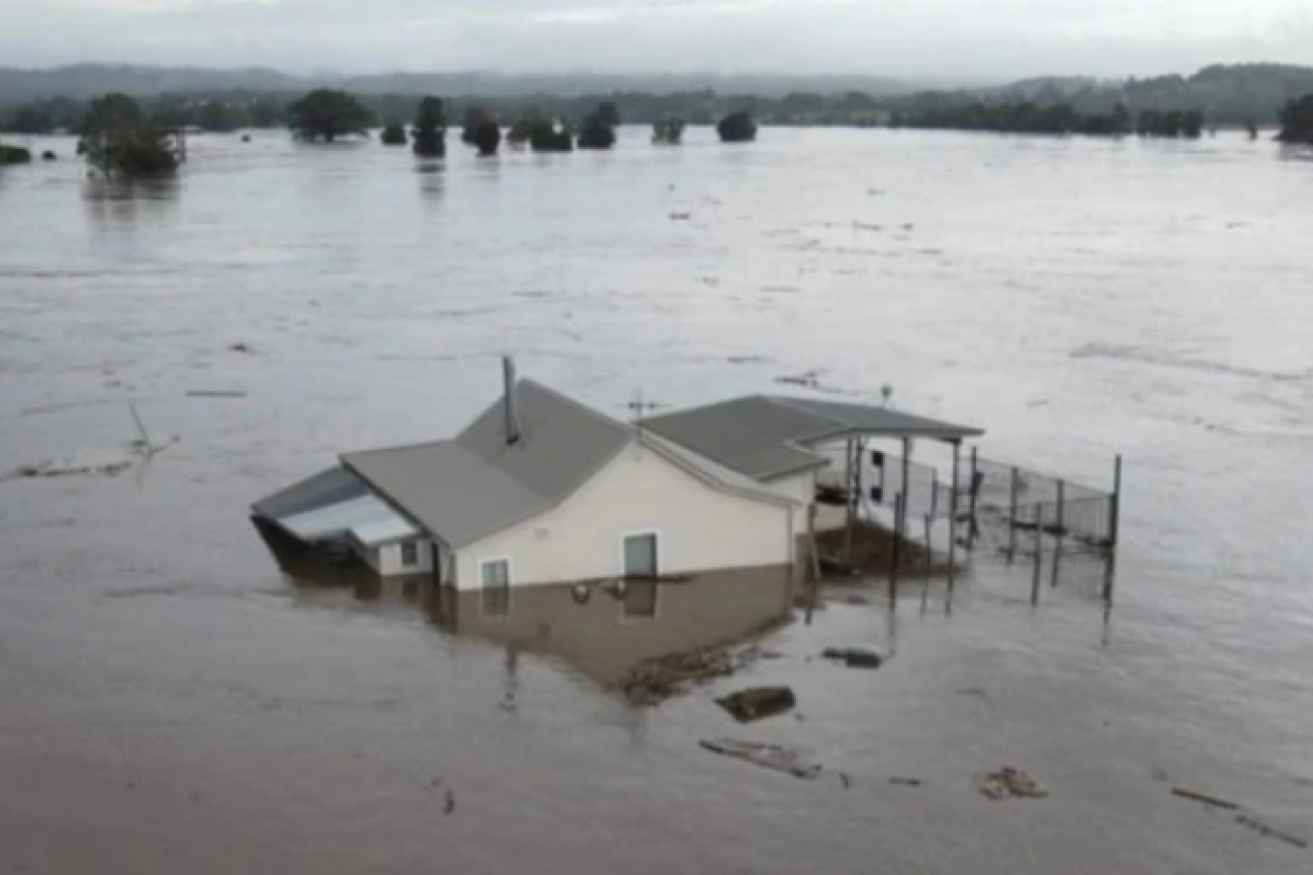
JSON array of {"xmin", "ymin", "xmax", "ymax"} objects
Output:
[
  {"xmin": 455, "ymin": 379, "xmax": 632, "ymax": 504},
  {"xmin": 645, "ymin": 394, "xmax": 983, "ymax": 481},
  {"xmin": 251, "ymin": 465, "xmax": 369, "ymax": 521},
  {"xmin": 342, "ymin": 379, "xmax": 633, "ymax": 547},
  {"xmin": 342, "ymin": 441, "xmax": 551, "ymax": 548}
]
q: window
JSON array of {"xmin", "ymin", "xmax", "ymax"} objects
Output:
[
  {"xmin": 623, "ymin": 533, "xmax": 658, "ymax": 579},
  {"xmin": 480, "ymin": 559, "xmax": 510, "ymax": 617},
  {"xmin": 400, "ymin": 541, "xmax": 418, "ymax": 567}
]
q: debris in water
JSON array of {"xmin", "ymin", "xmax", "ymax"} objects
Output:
[
  {"xmin": 228, "ymin": 342, "xmax": 254, "ymax": 354},
  {"xmin": 889, "ymin": 777, "xmax": 923, "ymax": 787},
  {"xmin": 838, "ymin": 594, "xmax": 870, "ymax": 606},
  {"xmin": 776, "ymin": 371, "xmax": 820, "ymax": 388},
  {"xmin": 1171, "ymin": 786, "xmax": 1240, "ymax": 810},
  {"xmin": 853, "ymin": 221, "xmax": 881, "ymax": 232},
  {"xmin": 839, "ymin": 772, "xmax": 852, "ymax": 789},
  {"xmin": 976, "ymin": 767, "xmax": 1048, "ymax": 800},
  {"xmin": 1235, "ymin": 814, "xmax": 1308, "ymax": 849},
  {"xmin": 957, "ymin": 687, "xmax": 988, "ymax": 700},
  {"xmin": 821, "ymin": 646, "xmax": 885, "ymax": 669},
  {"xmin": 716, "ymin": 686, "xmax": 796, "ymax": 723},
  {"xmin": 669, "ymin": 211, "xmax": 691, "ymax": 221},
  {"xmin": 699, "ymin": 738, "xmax": 822, "ymax": 780},
  {"xmin": 187, "ymin": 390, "xmax": 247, "ymax": 398},
  {"xmin": 617, "ymin": 644, "xmax": 758, "ymax": 706},
  {"xmin": 443, "ymin": 789, "xmax": 456, "ymax": 815}
]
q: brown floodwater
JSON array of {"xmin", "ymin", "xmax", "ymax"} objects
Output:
[{"xmin": 1, "ymin": 127, "xmax": 1311, "ymax": 873}]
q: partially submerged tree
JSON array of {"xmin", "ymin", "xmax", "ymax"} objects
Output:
[
  {"xmin": 652, "ymin": 115, "xmax": 685, "ymax": 145},
  {"xmin": 1277, "ymin": 94, "xmax": 1313, "ymax": 144},
  {"xmin": 506, "ymin": 117, "xmax": 536, "ymax": 146},
  {"xmin": 717, "ymin": 111, "xmax": 757, "ymax": 143},
  {"xmin": 0, "ymin": 142, "xmax": 32, "ymax": 165},
  {"xmin": 473, "ymin": 119, "xmax": 501, "ymax": 156},
  {"xmin": 576, "ymin": 103, "xmax": 618, "ymax": 149},
  {"xmin": 78, "ymin": 93, "xmax": 179, "ymax": 178},
  {"xmin": 287, "ymin": 89, "xmax": 372, "ymax": 142},
  {"xmin": 380, "ymin": 123, "xmax": 407, "ymax": 146},
  {"xmin": 411, "ymin": 96, "xmax": 447, "ymax": 157},
  {"xmin": 529, "ymin": 119, "xmax": 573, "ymax": 152},
  {"xmin": 461, "ymin": 107, "xmax": 492, "ymax": 146}
]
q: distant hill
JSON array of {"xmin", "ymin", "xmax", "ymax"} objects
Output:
[
  {"xmin": 978, "ymin": 63, "xmax": 1313, "ymax": 125},
  {"xmin": 0, "ymin": 63, "xmax": 918, "ymax": 102}
]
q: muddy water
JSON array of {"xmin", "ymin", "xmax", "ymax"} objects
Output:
[{"xmin": 1, "ymin": 128, "xmax": 1311, "ymax": 873}]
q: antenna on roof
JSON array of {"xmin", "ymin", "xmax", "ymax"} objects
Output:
[
  {"xmin": 625, "ymin": 390, "xmax": 667, "ymax": 428},
  {"xmin": 880, "ymin": 384, "xmax": 894, "ymax": 408}
]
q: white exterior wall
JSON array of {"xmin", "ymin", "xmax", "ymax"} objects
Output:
[
  {"xmin": 764, "ymin": 469, "xmax": 817, "ymax": 532},
  {"xmin": 359, "ymin": 538, "xmax": 433, "ymax": 577},
  {"xmin": 453, "ymin": 442, "xmax": 794, "ymax": 590}
]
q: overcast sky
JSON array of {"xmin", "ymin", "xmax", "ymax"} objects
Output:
[{"xmin": 2, "ymin": 0, "xmax": 1310, "ymax": 80}]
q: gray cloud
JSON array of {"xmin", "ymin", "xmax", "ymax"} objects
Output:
[{"xmin": 1, "ymin": 0, "xmax": 1308, "ymax": 79}]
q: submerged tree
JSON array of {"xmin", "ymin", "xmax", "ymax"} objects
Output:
[
  {"xmin": 652, "ymin": 115, "xmax": 685, "ymax": 145},
  {"xmin": 529, "ymin": 119, "xmax": 573, "ymax": 152},
  {"xmin": 1277, "ymin": 94, "xmax": 1313, "ymax": 144},
  {"xmin": 0, "ymin": 141, "xmax": 32, "ymax": 165},
  {"xmin": 78, "ymin": 93, "xmax": 179, "ymax": 178},
  {"xmin": 461, "ymin": 107, "xmax": 493, "ymax": 146},
  {"xmin": 472, "ymin": 118, "xmax": 501, "ymax": 156},
  {"xmin": 287, "ymin": 89, "xmax": 372, "ymax": 142},
  {"xmin": 411, "ymin": 95, "xmax": 447, "ymax": 157},
  {"xmin": 380, "ymin": 123, "xmax": 407, "ymax": 146},
  {"xmin": 506, "ymin": 117, "xmax": 536, "ymax": 146},
  {"xmin": 576, "ymin": 103, "xmax": 618, "ymax": 149},
  {"xmin": 717, "ymin": 111, "xmax": 757, "ymax": 143}
]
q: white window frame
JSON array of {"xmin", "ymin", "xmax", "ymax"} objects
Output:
[
  {"xmin": 399, "ymin": 541, "xmax": 418, "ymax": 568},
  {"xmin": 619, "ymin": 530, "xmax": 661, "ymax": 580},
  {"xmin": 478, "ymin": 556, "xmax": 513, "ymax": 619}
]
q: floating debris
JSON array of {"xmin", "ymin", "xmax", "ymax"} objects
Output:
[
  {"xmin": 699, "ymin": 738, "xmax": 822, "ymax": 780},
  {"xmin": 669, "ymin": 212, "xmax": 691, "ymax": 221},
  {"xmin": 775, "ymin": 371, "xmax": 821, "ymax": 389},
  {"xmin": 617, "ymin": 644, "xmax": 755, "ymax": 706},
  {"xmin": 187, "ymin": 390, "xmax": 246, "ymax": 398},
  {"xmin": 976, "ymin": 767, "xmax": 1048, "ymax": 800},
  {"xmin": 228, "ymin": 342, "xmax": 254, "ymax": 354},
  {"xmin": 1171, "ymin": 786, "xmax": 1240, "ymax": 810},
  {"xmin": 1235, "ymin": 814, "xmax": 1307, "ymax": 849},
  {"xmin": 821, "ymin": 646, "xmax": 885, "ymax": 669},
  {"xmin": 716, "ymin": 687, "xmax": 796, "ymax": 723},
  {"xmin": 889, "ymin": 777, "xmax": 923, "ymax": 787}
]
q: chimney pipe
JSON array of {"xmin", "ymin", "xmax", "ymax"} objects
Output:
[{"xmin": 503, "ymin": 356, "xmax": 521, "ymax": 446}]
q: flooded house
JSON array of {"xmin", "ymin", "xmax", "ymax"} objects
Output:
[
  {"xmin": 253, "ymin": 359, "xmax": 986, "ymax": 606},
  {"xmin": 253, "ymin": 360, "xmax": 804, "ymax": 600}
]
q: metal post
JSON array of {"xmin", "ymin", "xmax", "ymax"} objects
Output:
[
  {"xmin": 806, "ymin": 504, "xmax": 820, "ymax": 626},
  {"xmin": 844, "ymin": 439, "xmax": 855, "ymax": 565},
  {"xmin": 968, "ymin": 445, "xmax": 979, "ymax": 550},
  {"xmin": 900, "ymin": 437, "xmax": 912, "ymax": 540},
  {"xmin": 1110, "ymin": 455, "xmax": 1123, "ymax": 549},
  {"xmin": 1051, "ymin": 480, "xmax": 1065, "ymax": 588},
  {"xmin": 1031, "ymin": 502, "xmax": 1044, "ymax": 606},
  {"xmin": 889, "ymin": 493, "xmax": 902, "ymax": 604},
  {"xmin": 921, "ymin": 514, "xmax": 932, "ymax": 614},
  {"xmin": 930, "ymin": 469, "xmax": 939, "ymax": 520},
  {"xmin": 947, "ymin": 440, "xmax": 960, "ymax": 597},
  {"xmin": 1007, "ymin": 466, "xmax": 1019, "ymax": 563}
]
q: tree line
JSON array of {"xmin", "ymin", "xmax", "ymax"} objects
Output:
[{"xmin": 890, "ymin": 101, "xmax": 1207, "ymax": 138}]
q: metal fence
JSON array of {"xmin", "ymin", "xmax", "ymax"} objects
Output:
[{"xmin": 817, "ymin": 449, "xmax": 1122, "ymax": 604}]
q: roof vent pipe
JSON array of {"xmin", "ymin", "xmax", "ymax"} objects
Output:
[{"xmin": 503, "ymin": 356, "xmax": 521, "ymax": 446}]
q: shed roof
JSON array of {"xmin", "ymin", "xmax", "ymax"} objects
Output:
[
  {"xmin": 645, "ymin": 394, "xmax": 983, "ymax": 481},
  {"xmin": 281, "ymin": 494, "xmax": 417, "ymax": 545},
  {"xmin": 251, "ymin": 465, "xmax": 369, "ymax": 521},
  {"xmin": 342, "ymin": 441, "xmax": 552, "ymax": 549}
]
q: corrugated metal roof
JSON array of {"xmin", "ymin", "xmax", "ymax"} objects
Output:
[
  {"xmin": 281, "ymin": 494, "xmax": 415, "ymax": 543},
  {"xmin": 251, "ymin": 465, "xmax": 369, "ymax": 520},
  {"xmin": 639, "ymin": 430, "xmax": 798, "ymax": 507},
  {"xmin": 455, "ymin": 379, "xmax": 633, "ymax": 507},
  {"xmin": 645, "ymin": 394, "xmax": 982, "ymax": 481},
  {"xmin": 767, "ymin": 396, "xmax": 985, "ymax": 440},
  {"xmin": 342, "ymin": 440, "xmax": 552, "ymax": 548}
]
